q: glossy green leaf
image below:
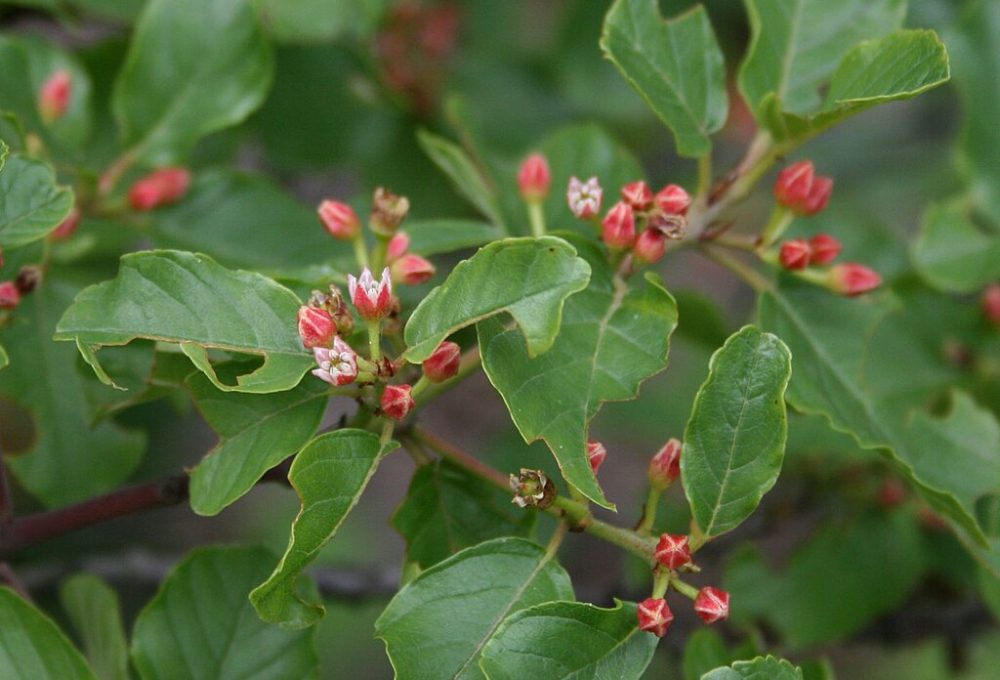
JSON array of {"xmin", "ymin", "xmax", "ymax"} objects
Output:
[
  {"xmin": 912, "ymin": 202, "xmax": 1000, "ymax": 294},
  {"xmin": 0, "ymin": 153, "xmax": 74, "ymax": 248},
  {"xmin": 601, "ymin": 0, "xmax": 727, "ymax": 157},
  {"xmin": 392, "ymin": 459, "xmax": 535, "ymax": 569},
  {"xmin": 251, "ymin": 430, "xmax": 393, "ymax": 628},
  {"xmin": 253, "ymin": 0, "xmax": 386, "ymax": 43},
  {"xmin": 131, "ymin": 546, "xmax": 317, "ymax": 680},
  {"xmin": 703, "ymin": 656, "xmax": 803, "ymax": 680},
  {"xmin": 0, "ymin": 587, "xmax": 97, "ymax": 680},
  {"xmin": 187, "ymin": 368, "xmax": 328, "ymax": 516},
  {"xmin": 375, "ymin": 537, "xmax": 574, "ymax": 680},
  {"xmin": 684, "ymin": 630, "xmax": 736, "ymax": 680},
  {"xmin": 112, "ymin": 0, "xmax": 274, "ymax": 163},
  {"xmin": 1, "ymin": 280, "xmax": 145, "ymax": 507},
  {"xmin": 479, "ymin": 600, "xmax": 657, "ymax": 680},
  {"xmin": 55, "ymin": 250, "xmax": 313, "ymax": 394},
  {"xmin": 480, "ymin": 237, "xmax": 677, "ymax": 509},
  {"xmin": 404, "ymin": 236, "xmax": 590, "ymax": 363},
  {"xmin": 403, "ymin": 219, "xmax": 502, "ymax": 257},
  {"xmin": 60, "ymin": 575, "xmax": 130, "ymax": 680},
  {"xmin": 738, "ymin": 0, "xmax": 905, "ymax": 118},
  {"xmin": 681, "ymin": 326, "xmax": 792, "ymax": 539},
  {"xmin": 760, "ymin": 30, "xmax": 951, "ymax": 145},
  {"xmin": 417, "ymin": 129, "xmax": 505, "ymax": 229}
]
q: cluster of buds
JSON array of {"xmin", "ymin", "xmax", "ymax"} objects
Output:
[
  {"xmin": 387, "ymin": 232, "xmax": 436, "ymax": 285},
  {"xmin": 774, "ymin": 231, "xmax": 881, "ymax": 297},
  {"xmin": 38, "ymin": 69, "xmax": 72, "ymax": 123},
  {"xmin": 129, "ymin": 167, "xmax": 191, "ymax": 211},
  {"xmin": 509, "ymin": 468, "xmax": 556, "ymax": 509},
  {"xmin": 774, "ymin": 161, "xmax": 833, "ymax": 216},
  {"xmin": 648, "ymin": 438, "xmax": 681, "ymax": 489},
  {"xmin": 299, "ymin": 285, "xmax": 360, "ymax": 386}
]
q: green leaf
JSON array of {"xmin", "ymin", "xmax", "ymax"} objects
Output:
[
  {"xmin": 479, "ymin": 600, "xmax": 657, "ymax": 680},
  {"xmin": 186, "ymin": 368, "xmax": 327, "ymax": 516},
  {"xmin": 738, "ymin": 0, "xmax": 905, "ymax": 118},
  {"xmin": 392, "ymin": 459, "xmax": 535, "ymax": 569},
  {"xmin": 980, "ymin": 567, "xmax": 1000, "ymax": 622},
  {"xmin": 760, "ymin": 30, "xmax": 951, "ymax": 145},
  {"xmin": 480, "ymin": 237, "xmax": 677, "ymax": 509},
  {"xmin": 0, "ymin": 587, "xmax": 97, "ymax": 680},
  {"xmin": 684, "ymin": 630, "xmax": 736, "ymax": 680},
  {"xmin": 60, "ymin": 575, "xmax": 130, "ymax": 680},
  {"xmin": 703, "ymin": 656, "xmax": 803, "ymax": 680},
  {"xmin": 131, "ymin": 546, "xmax": 317, "ymax": 680},
  {"xmin": 681, "ymin": 326, "xmax": 792, "ymax": 539},
  {"xmin": 112, "ymin": 0, "xmax": 274, "ymax": 164},
  {"xmin": 403, "ymin": 219, "xmax": 502, "ymax": 257},
  {"xmin": 55, "ymin": 250, "xmax": 313, "ymax": 394},
  {"xmin": 251, "ymin": 429, "xmax": 393, "ymax": 628},
  {"xmin": 0, "ymin": 343, "xmax": 7, "ymax": 370},
  {"xmin": 0, "ymin": 153, "xmax": 74, "ymax": 248},
  {"xmin": 417, "ymin": 129, "xmax": 505, "ymax": 229},
  {"xmin": 375, "ymin": 537, "xmax": 574, "ymax": 680},
  {"xmin": 404, "ymin": 236, "xmax": 590, "ymax": 363},
  {"xmin": 253, "ymin": 0, "xmax": 386, "ymax": 43},
  {"xmin": 600, "ymin": 0, "xmax": 727, "ymax": 157},
  {"xmin": 1, "ymin": 280, "xmax": 145, "ymax": 507},
  {"xmin": 912, "ymin": 202, "xmax": 1000, "ymax": 294}
]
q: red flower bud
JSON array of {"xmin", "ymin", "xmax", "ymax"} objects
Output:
[
  {"xmin": 298, "ymin": 306, "xmax": 336, "ymax": 349},
  {"xmin": 801, "ymin": 176, "xmax": 833, "ymax": 216},
  {"xmin": 779, "ymin": 239, "xmax": 812, "ymax": 270},
  {"xmin": 38, "ymin": 69, "xmax": 71, "ymax": 122},
  {"xmin": 694, "ymin": 587, "xmax": 730, "ymax": 624},
  {"xmin": 0, "ymin": 281, "xmax": 21, "ymax": 309},
  {"xmin": 518, "ymin": 153, "xmax": 551, "ymax": 202},
  {"xmin": 387, "ymin": 232, "xmax": 411, "ymax": 263},
  {"xmin": 982, "ymin": 284, "xmax": 1000, "ymax": 326},
  {"xmin": 390, "ymin": 253, "xmax": 435, "ymax": 286},
  {"xmin": 348, "ymin": 267, "xmax": 393, "ymax": 320},
  {"xmin": 128, "ymin": 167, "xmax": 191, "ymax": 211},
  {"xmin": 633, "ymin": 228, "xmax": 666, "ymax": 264},
  {"xmin": 381, "ymin": 384, "xmax": 415, "ymax": 421},
  {"xmin": 601, "ymin": 201, "xmax": 636, "ymax": 250},
  {"xmin": 808, "ymin": 234, "xmax": 842, "ymax": 265},
  {"xmin": 654, "ymin": 184, "xmax": 691, "ymax": 216},
  {"xmin": 318, "ymin": 200, "xmax": 361, "ymax": 240},
  {"xmin": 423, "ymin": 340, "xmax": 461, "ymax": 382},
  {"xmin": 49, "ymin": 207, "xmax": 81, "ymax": 241},
  {"xmin": 311, "ymin": 337, "xmax": 359, "ymax": 386},
  {"xmin": 567, "ymin": 176, "xmax": 603, "ymax": 219},
  {"xmin": 654, "ymin": 533, "xmax": 691, "ymax": 570},
  {"xmin": 774, "ymin": 161, "xmax": 814, "ymax": 211},
  {"xmin": 878, "ymin": 478, "xmax": 906, "ymax": 508},
  {"xmin": 621, "ymin": 181, "xmax": 653, "ymax": 210},
  {"xmin": 649, "ymin": 438, "xmax": 681, "ymax": 489},
  {"xmin": 637, "ymin": 598, "xmax": 673, "ymax": 637},
  {"xmin": 587, "ymin": 440, "xmax": 607, "ymax": 474},
  {"xmin": 829, "ymin": 263, "xmax": 882, "ymax": 296}
]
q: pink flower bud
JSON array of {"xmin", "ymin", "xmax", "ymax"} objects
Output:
[
  {"xmin": 637, "ymin": 598, "xmax": 673, "ymax": 637},
  {"xmin": 983, "ymin": 284, "xmax": 1000, "ymax": 326},
  {"xmin": 311, "ymin": 337, "xmax": 359, "ymax": 386},
  {"xmin": 649, "ymin": 438, "xmax": 681, "ymax": 489},
  {"xmin": 49, "ymin": 207, "xmax": 81, "ymax": 241},
  {"xmin": 518, "ymin": 153, "xmax": 551, "ymax": 202},
  {"xmin": 601, "ymin": 201, "xmax": 636, "ymax": 250},
  {"xmin": 654, "ymin": 533, "xmax": 691, "ymax": 570},
  {"xmin": 801, "ymin": 176, "xmax": 833, "ymax": 216},
  {"xmin": 654, "ymin": 184, "xmax": 691, "ymax": 216},
  {"xmin": 829, "ymin": 263, "xmax": 882, "ymax": 296},
  {"xmin": 587, "ymin": 440, "xmax": 607, "ymax": 474},
  {"xmin": 298, "ymin": 306, "xmax": 336, "ymax": 349},
  {"xmin": 128, "ymin": 167, "xmax": 191, "ymax": 211},
  {"xmin": 387, "ymin": 232, "xmax": 411, "ymax": 263},
  {"xmin": 38, "ymin": 69, "xmax": 71, "ymax": 122},
  {"xmin": 0, "ymin": 281, "xmax": 21, "ymax": 309},
  {"xmin": 808, "ymin": 234, "xmax": 842, "ymax": 265},
  {"xmin": 348, "ymin": 267, "xmax": 393, "ymax": 320},
  {"xmin": 694, "ymin": 587, "xmax": 730, "ymax": 624},
  {"xmin": 390, "ymin": 253, "xmax": 435, "ymax": 286},
  {"xmin": 423, "ymin": 340, "xmax": 461, "ymax": 382},
  {"xmin": 318, "ymin": 200, "xmax": 361, "ymax": 240},
  {"xmin": 621, "ymin": 181, "xmax": 653, "ymax": 210},
  {"xmin": 567, "ymin": 176, "xmax": 603, "ymax": 220},
  {"xmin": 779, "ymin": 239, "xmax": 812, "ymax": 270},
  {"xmin": 381, "ymin": 383, "xmax": 415, "ymax": 421},
  {"xmin": 774, "ymin": 161, "xmax": 814, "ymax": 211},
  {"xmin": 633, "ymin": 228, "xmax": 666, "ymax": 264}
]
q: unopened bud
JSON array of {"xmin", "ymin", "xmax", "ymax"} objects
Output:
[
  {"xmin": 694, "ymin": 587, "xmax": 730, "ymax": 624},
  {"xmin": 390, "ymin": 253, "xmax": 435, "ymax": 286},
  {"xmin": 567, "ymin": 176, "xmax": 602, "ymax": 220},
  {"xmin": 587, "ymin": 441, "xmax": 607, "ymax": 474},
  {"xmin": 637, "ymin": 598, "xmax": 673, "ymax": 637},
  {"xmin": 509, "ymin": 468, "xmax": 556, "ymax": 509},
  {"xmin": 370, "ymin": 187, "xmax": 410, "ymax": 235},
  {"xmin": 311, "ymin": 337, "xmax": 359, "ymax": 386},
  {"xmin": 633, "ymin": 228, "xmax": 666, "ymax": 264},
  {"xmin": 829, "ymin": 263, "xmax": 881, "ymax": 296},
  {"xmin": 348, "ymin": 267, "xmax": 393, "ymax": 320},
  {"xmin": 982, "ymin": 284, "xmax": 1000, "ymax": 326},
  {"xmin": 877, "ymin": 478, "xmax": 906, "ymax": 508},
  {"xmin": 128, "ymin": 167, "xmax": 191, "ymax": 211},
  {"xmin": 298, "ymin": 306, "xmax": 336, "ymax": 349},
  {"xmin": 621, "ymin": 181, "xmax": 653, "ymax": 210},
  {"xmin": 648, "ymin": 438, "xmax": 681, "ymax": 489},
  {"xmin": 518, "ymin": 153, "xmax": 551, "ymax": 202},
  {"xmin": 808, "ymin": 234, "xmax": 842, "ymax": 265},
  {"xmin": 654, "ymin": 533, "xmax": 692, "ymax": 569},
  {"xmin": 601, "ymin": 201, "xmax": 636, "ymax": 250},
  {"xmin": 381, "ymin": 383, "xmax": 415, "ymax": 421},
  {"xmin": 801, "ymin": 176, "xmax": 833, "ymax": 216},
  {"xmin": 779, "ymin": 239, "xmax": 812, "ymax": 270},
  {"xmin": 774, "ymin": 161, "xmax": 814, "ymax": 212},
  {"xmin": 38, "ymin": 69, "xmax": 72, "ymax": 123},
  {"xmin": 318, "ymin": 200, "xmax": 361, "ymax": 240},
  {"xmin": 423, "ymin": 340, "xmax": 461, "ymax": 382},
  {"xmin": 50, "ymin": 207, "xmax": 81, "ymax": 241},
  {"xmin": 15, "ymin": 266, "xmax": 42, "ymax": 295},
  {"xmin": 0, "ymin": 281, "xmax": 21, "ymax": 309},
  {"xmin": 387, "ymin": 232, "xmax": 411, "ymax": 263},
  {"xmin": 654, "ymin": 184, "xmax": 691, "ymax": 216}
]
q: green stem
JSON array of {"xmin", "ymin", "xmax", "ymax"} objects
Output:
[
  {"xmin": 651, "ymin": 568, "xmax": 670, "ymax": 599},
  {"xmin": 410, "ymin": 375, "xmax": 432, "ymax": 400},
  {"xmin": 695, "ymin": 152, "xmax": 712, "ymax": 206},
  {"xmin": 380, "ymin": 419, "xmax": 396, "ymax": 447},
  {"xmin": 352, "ymin": 233, "xmax": 370, "ymax": 270},
  {"xmin": 371, "ymin": 234, "xmax": 390, "ymax": 273},
  {"xmin": 670, "ymin": 576, "xmax": 700, "ymax": 600},
  {"xmin": 758, "ymin": 205, "xmax": 793, "ymax": 248},
  {"xmin": 637, "ymin": 486, "xmax": 662, "ymax": 535},
  {"xmin": 367, "ymin": 321, "xmax": 382, "ymax": 363},
  {"xmin": 701, "ymin": 245, "xmax": 772, "ymax": 293},
  {"xmin": 527, "ymin": 201, "xmax": 546, "ymax": 238},
  {"xmin": 411, "ymin": 346, "xmax": 481, "ymax": 410},
  {"xmin": 544, "ymin": 520, "xmax": 569, "ymax": 560}
]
